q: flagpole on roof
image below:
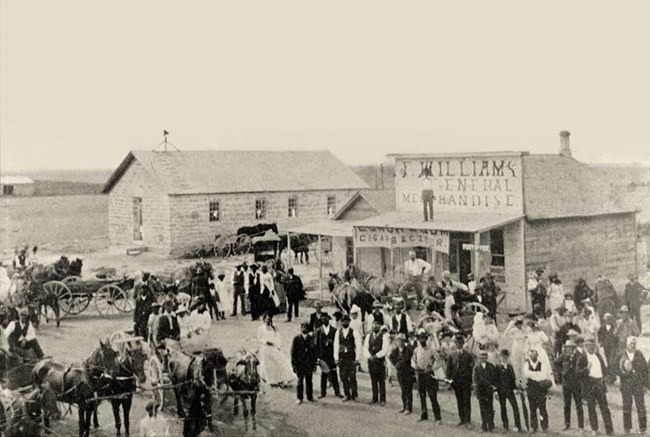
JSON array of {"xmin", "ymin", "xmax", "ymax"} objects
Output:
[{"xmin": 152, "ymin": 130, "xmax": 181, "ymax": 152}]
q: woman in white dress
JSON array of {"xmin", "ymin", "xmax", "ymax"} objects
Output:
[
  {"xmin": 257, "ymin": 313, "xmax": 296, "ymax": 387},
  {"xmin": 213, "ymin": 272, "xmax": 232, "ymax": 319},
  {"xmin": 524, "ymin": 321, "xmax": 553, "ymax": 383},
  {"xmin": 547, "ymin": 273, "xmax": 565, "ymax": 313},
  {"xmin": 502, "ymin": 316, "xmax": 527, "ymax": 384}
]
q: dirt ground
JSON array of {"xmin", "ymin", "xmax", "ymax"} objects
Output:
[{"xmin": 36, "ymin": 301, "xmax": 649, "ymax": 437}]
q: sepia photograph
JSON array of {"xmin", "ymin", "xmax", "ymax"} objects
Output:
[{"xmin": 1, "ymin": 1, "xmax": 649, "ymax": 436}]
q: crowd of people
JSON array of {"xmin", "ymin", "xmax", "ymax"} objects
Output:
[{"xmin": 278, "ymin": 266, "xmax": 649, "ymax": 436}]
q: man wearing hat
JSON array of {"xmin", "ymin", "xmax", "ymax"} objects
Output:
[
  {"xmin": 137, "ymin": 399, "xmax": 169, "ymax": 437},
  {"xmin": 523, "ymin": 349, "xmax": 552, "ymax": 433},
  {"xmin": 284, "ymin": 267, "xmax": 304, "ymax": 322},
  {"xmin": 365, "ymin": 301, "xmax": 386, "ymax": 333},
  {"xmin": 577, "ymin": 337, "xmax": 613, "ymax": 436},
  {"xmin": 333, "ymin": 314, "xmax": 362, "ymax": 402},
  {"xmin": 363, "ymin": 318, "xmax": 390, "ymax": 406},
  {"xmin": 446, "ymin": 334, "xmax": 475, "ymax": 428},
  {"xmin": 389, "ymin": 332, "xmax": 415, "ymax": 415},
  {"xmin": 389, "ymin": 298, "xmax": 413, "ymax": 336},
  {"xmin": 473, "ymin": 350, "xmax": 497, "ymax": 433},
  {"xmin": 156, "ymin": 300, "xmax": 180, "ymax": 345},
  {"xmin": 5, "ymin": 307, "xmax": 44, "ymax": 360},
  {"xmin": 231, "ymin": 264, "xmax": 247, "ymax": 317},
  {"xmin": 248, "ymin": 263, "xmax": 261, "ymax": 321},
  {"xmin": 495, "ymin": 349, "xmax": 522, "ymax": 433},
  {"xmin": 615, "ymin": 305, "xmax": 640, "ymax": 347},
  {"xmin": 147, "ymin": 302, "xmax": 162, "ymax": 347},
  {"xmin": 614, "ymin": 336, "xmax": 647, "ymax": 435},
  {"xmin": 308, "ymin": 301, "xmax": 326, "ymax": 333},
  {"xmin": 481, "ymin": 273, "xmax": 500, "ymax": 324},
  {"xmin": 554, "ymin": 339, "xmax": 585, "ymax": 432},
  {"xmin": 527, "ymin": 268, "xmax": 547, "ymax": 315},
  {"xmin": 290, "ymin": 322, "xmax": 318, "ymax": 404},
  {"xmin": 624, "ymin": 273, "xmax": 649, "ymax": 331},
  {"xmin": 411, "ymin": 329, "xmax": 442, "ymax": 423},
  {"xmin": 315, "ymin": 313, "xmax": 342, "ymax": 399},
  {"xmin": 597, "ymin": 313, "xmax": 619, "ymax": 384}
]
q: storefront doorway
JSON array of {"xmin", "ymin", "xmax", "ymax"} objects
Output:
[{"xmin": 449, "ymin": 232, "xmax": 472, "ymax": 282}]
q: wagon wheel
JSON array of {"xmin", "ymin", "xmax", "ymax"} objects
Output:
[
  {"xmin": 320, "ymin": 250, "xmax": 333, "ymax": 266},
  {"xmin": 463, "ymin": 302, "xmax": 490, "ymax": 315},
  {"xmin": 307, "ymin": 241, "xmax": 319, "ymax": 261},
  {"xmin": 42, "ymin": 280, "xmax": 72, "ymax": 319},
  {"xmin": 62, "ymin": 275, "xmax": 82, "ymax": 284},
  {"xmin": 213, "ymin": 235, "xmax": 232, "ymax": 258},
  {"xmin": 64, "ymin": 292, "xmax": 92, "ymax": 316},
  {"xmin": 95, "ymin": 284, "xmax": 131, "ymax": 317},
  {"xmin": 232, "ymin": 234, "xmax": 252, "ymax": 256},
  {"xmin": 147, "ymin": 357, "xmax": 166, "ymax": 409}
]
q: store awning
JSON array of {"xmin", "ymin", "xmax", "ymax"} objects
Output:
[
  {"xmin": 286, "ymin": 219, "xmax": 355, "ymax": 237},
  {"xmin": 354, "ymin": 210, "xmax": 524, "ymax": 234}
]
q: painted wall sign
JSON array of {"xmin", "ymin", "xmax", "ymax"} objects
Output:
[
  {"xmin": 395, "ymin": 155, "xmax": 524, "ymax": 214},
  {"xmin": 355, "ymin": 226, "xmax": 449, "ymax": 253},
  {"xmin": 462, "ymin": 243, "xmax": 491, "ymax": 252}
]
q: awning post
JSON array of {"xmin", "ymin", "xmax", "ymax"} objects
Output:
[
  {"xmin": 318, "ymin": 234, "xmax": 323, "ymax": 299},
  {"xmin": 287, "ymin": 232, "xmax": 292, "ymax": 268},
  {"xmin": 473, "ymin": 232, "xmax": 481, "ymax": 280}
]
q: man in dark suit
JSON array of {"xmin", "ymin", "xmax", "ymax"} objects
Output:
[
  {"xmin": 473, "ymin": 350, "xmax": 496, "ymax": 432},
  {"xmin": 447, "ymin": 335, "xmax": 475, "ymax": 428},
  {"xmin": 597, "ymin": 313, "xmax": 619, "ymax": 384},
  {"xmin": 155, "ymin": 300, "xmax": 180, "ymax": 345},
  {"xmin": 495, "ymin": 349, "xmax": 522, "ymax": 433},
  {"xmin": 554, "ymin": 339, "xmax": 585, "ymax": 432},
  {"xmin": 285, "ymin": 268, "xmax": 304, "ymax": 322},
  {"xmin": 577, "ymin": 337, "xmax": 613, "ymax": 436},
  {"xmin": 290, "ymin": 322, "xmax": 317, "ymax": 404},
  {"xmin": 615, "ymin": 336, "xmax": 647, "ymax": 434},
  {"xmin": 308, "ymin": 301, "xmax": 326, "ymax": 333},
  {"xmin": 389, "ymin": 333, "xmax": 415, "ymax": 415},
  {"xmin": 315, "ymin": 313, "xmax": 341, "ymax": 398}
]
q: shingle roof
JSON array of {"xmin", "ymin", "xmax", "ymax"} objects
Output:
[
  {"xmin": 522, "ymin": 154, "xmax": 636, "ymax": 220},
  {"xmin": 332, "ymin": 190, "xmax": 396, "ymax": 220},
  {"xmin": 102, "ymin": 150, "xmax": 368, "ymax": 195},
  {"xmin": 0, "ymin": 176, "xmax": 34, "ymax": 185}
]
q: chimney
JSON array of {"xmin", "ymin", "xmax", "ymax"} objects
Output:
[{"xmin": 559, "ymin": 130, "xmax": 572, "ymax": 157}]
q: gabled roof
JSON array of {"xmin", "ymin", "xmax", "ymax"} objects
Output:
[
  {"xmin": 522, "ymin": 154, "xmax": 636, "ymax": 220},
  {"xmin": 332, "ymin": 190, "xmax": 396, "ymax": 220},
  {"xmin": 0, "ymin": 176, "xmax": 34, "ymax": 185},
  {"xmin": 102, "ymin": 150, "xmax": 368, "ymax": 195}
]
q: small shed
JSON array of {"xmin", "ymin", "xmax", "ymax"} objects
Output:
[{"xmin": 0, "ymin": 176, "xmax": 34, "ymax": 196}]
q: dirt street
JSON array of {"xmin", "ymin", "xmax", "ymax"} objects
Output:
[{"xmin": 37, "ymin": 303, "xmax": 649, "ymax": 437}]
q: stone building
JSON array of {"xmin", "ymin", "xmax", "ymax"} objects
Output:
[
  {"xmin": 102, "ymin": 150, "xmax": 367, "ymax": 255},
  {"xmin": 346, "ymin": 133, "xmax": 641, "ymax": 312},
  {"xmin": 0, "ymin": 176, "xmax": 34, "ymax": 196}
]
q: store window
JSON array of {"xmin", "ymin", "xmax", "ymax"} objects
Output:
[
  {"xmin": 327, "ymin": 195, "xmax": 336, "ymax": 215},
  {"xmin": 490, "ymin": 228, "xmax": 505, "ymax": 267},
  {"xmin": 346, "ymin": 237, "xmax": 354, "ymax": 266}
]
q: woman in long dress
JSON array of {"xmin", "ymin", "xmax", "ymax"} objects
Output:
[
  {"xmin": 524, "ymin": 321, "xmax": 553, "ymax": 383},
  {"xmin": 502, "ymin": 316, "xmax": 527, "ymax": 384},
  {"xmin": 547, "ymin": 274, "xmax": 565, "ymax": 314},
  {"xmin": 257, "ymin": 313, "xmax": 296, "ymax": 387}
]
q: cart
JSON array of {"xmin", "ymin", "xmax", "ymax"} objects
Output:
[
  {"xmin": 40, "ymin": 275, "xmax": 134, "ymax": 319},
  {"xmin": 458, "ymin": 302, "xmax": 490, "ymax": 332}
]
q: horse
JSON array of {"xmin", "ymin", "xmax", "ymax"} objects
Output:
[
  {"xmin": 329, "ymin": 272, "xmax": 376, "ymax": 319},
  {"xmin": 236, "ymin": 223, "xmax": 279, "ymax": 239},
  {"xmin": 0, "ymin": 386, "xmax": 59, "ymax": 437},
  {"xmin": 92, "ymin": 336, "xmax": 148, "ymax": 437},
  {"xmin": 164, "ymin": 344, "xmax": 229, "ymax": 436},
  {"xmin": 223, "ymin": 349, "xmax": 260, "ymax": 432},
  {"xmin": 279, "ymin": 234, "xmax": 312, "ymax": 264},
  {"xmin": 32, "ymin": 339, "xmax": 120, "ymax": 437},
  {"xmin": 345, "ymin": 264, "xmax": 401, "ymax": 302}
]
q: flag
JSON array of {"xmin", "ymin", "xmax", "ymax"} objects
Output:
[{"xmin": 163, "ymin": 130, "xmax": 169, "ymax": 136}]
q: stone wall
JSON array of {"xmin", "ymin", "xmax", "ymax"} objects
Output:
[
  {"xmin": 168, "ymin": 190, "xmax": 356, "ymax": 256},
  {"xmin": 107, "ymin": 161, "xmax": 171, "ymax": 252},
  {"xmin": 524, "ymin": 213, "xmax": 638, "ymax": 290}
]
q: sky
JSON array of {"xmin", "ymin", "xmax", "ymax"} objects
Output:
[{"xmin": 1, "ymin": 0, "xmax": 649, "ymax": 172}]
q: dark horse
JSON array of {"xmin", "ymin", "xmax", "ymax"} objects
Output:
[
  {"xmin": 33, "ymin": 339, "xmax": 120, "ymax": 437},
  {"xmin": 223, "ymin": 349, "xmax": 260, "ymax": 432},
  {"xmin": 165, "ymin": 344, "xmax": 229, "ymax": 437},
  {"xmin": 328, "ymin": 272, "xmax": 375, "ymax": 318},
  {"xmin": 92, "ymin": 338, "xmax": 148, "ymax": 437},
  {"xmin": 279, "ymin": 233, "xmax": 312, "ymax": 264}
]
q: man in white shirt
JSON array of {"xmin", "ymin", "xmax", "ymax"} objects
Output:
[
  {"xmin": 365, "ymin": 302, "xmax": 387, "ymax": 334},
  {"xmin": 523, "ymin": 349, "xmax": 551, "ymax": 432},
  {"xmin": 334, "ymin": 314, "xmax": 362, "ymax": 402},
  {"xmin": 579, "ymin": 337, "xmax": 613, "ymax": 436},
  {"xmin": 400, "ymin": 251, "xmax": 432, "ymax": 303},
  {"xmin": 5, "ymin": 307, "xmax": 44, "ymax": 360},
  {"xmin": 137, "ymin": 400, "xmax": 169, "ymax": 437},
  {"xmin": 363, "ymin": 319, "xmax": 390, "ymax": 406}
]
